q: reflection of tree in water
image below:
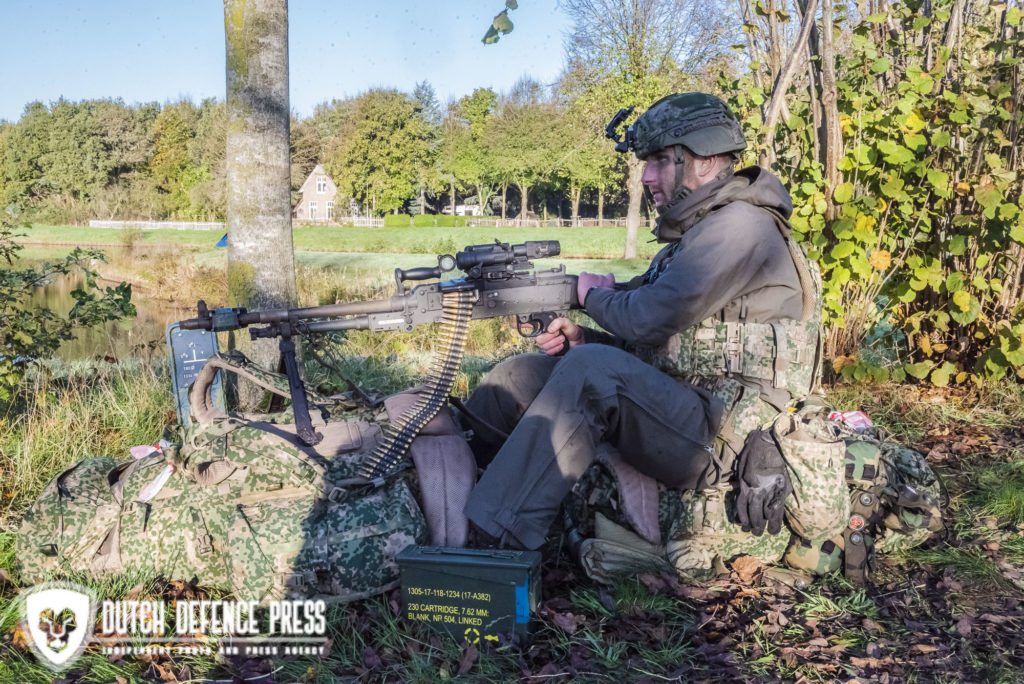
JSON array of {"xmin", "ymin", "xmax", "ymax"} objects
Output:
[{"xmin": 28, "ymin": 267, "xmax": 188, "ymax": 361}]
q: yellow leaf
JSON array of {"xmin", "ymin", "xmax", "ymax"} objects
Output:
[
  {"xmin": 953, "ymin": 290, "xmax": 971, "ymax": 311},
  {"xmin": 917, "ymin": 335, "xmax": 933, "ymax": 356},
  {"xmin": 869, "ymin": 250, "xmax": 892, "ymax": 270},
  {"xmin": 904, "ymin": 110, "xmax": 927, "ymax": 133},
  {"xmin": 876, "ymin": 198, "xmax": 888, "ymax": 212},
  {"xmin": 955, "ymin": 371, "xmax": 968, "ymax": 384},
  {"xmin": 832, "ymin": 355, "xmax": 855, "ymax": 372},
  {"xmin": 954, "ymin": 182, "xmax": 971, "ymax": 196},
  {"xmin": 856, "ymin": 214, "xmax": 876, "ymax": 232},
  {"xmin": 932, "ymin": 343, "xmax": 948, "ymax": 353}
]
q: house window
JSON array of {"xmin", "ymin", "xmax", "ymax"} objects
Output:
[
  {"xmin": 326, "ymin": 201, "xmax": 334, "ymax": 220},
  {"xmin": 316, "ymin": 175, "xmax": 327, "ymax": 193},
  {"xmin": 309, "ymin": 201, "xmax": 318, "ymax": 219}
]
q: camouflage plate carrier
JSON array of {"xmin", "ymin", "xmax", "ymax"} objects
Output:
[{"xmin": 16, "ymin": 352, "xmax": 429, "ymax": 604}]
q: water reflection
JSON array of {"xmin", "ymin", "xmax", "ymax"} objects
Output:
[{"xmin": 28, "ymin": 269, "xmax": 189, "ymax": 361}]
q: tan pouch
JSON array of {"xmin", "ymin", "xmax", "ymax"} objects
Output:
[{"xmin": 773, "ymin": 412, "xmax": 849, "ymax": 540}]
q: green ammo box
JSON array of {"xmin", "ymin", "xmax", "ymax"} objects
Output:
[{"xmin": 397, "ymin": 546, "xmax": 541, "ymax": 643}]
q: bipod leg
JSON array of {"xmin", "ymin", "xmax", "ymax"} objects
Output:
[{"xmin": 279, "ymin": 328, "xmax": 322, "ymax": 446}]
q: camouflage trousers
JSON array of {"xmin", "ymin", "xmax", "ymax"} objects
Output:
[{"xmin": 463, "ymin": 345, "xmax": 723, "ymax": 550}]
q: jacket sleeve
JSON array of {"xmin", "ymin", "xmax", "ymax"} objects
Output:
[{"xmin": 582, "ymin": 204, "xmax": 778, "ymax": 347}]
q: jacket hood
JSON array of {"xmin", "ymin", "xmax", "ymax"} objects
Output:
[{"xmin": 653, "ymin": 166, "xmax": 794, "ymax": 242}]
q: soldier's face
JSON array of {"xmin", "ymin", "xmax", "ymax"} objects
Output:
[{"xmin": 641, "ymin": 148, "xmax": 684, "ymax": 206}]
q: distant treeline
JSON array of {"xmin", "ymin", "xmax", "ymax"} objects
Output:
[{"xmin": 0, "ymin": 75, "xmax": 688, "ymax": 225}]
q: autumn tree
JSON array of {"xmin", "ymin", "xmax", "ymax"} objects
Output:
[{"xmin": 562, "ymin": 0, "xmax": 734, "ymax": 256}]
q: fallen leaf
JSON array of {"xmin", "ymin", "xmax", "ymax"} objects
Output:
[
  {"xmin": 457, "ymin": 644, "xmax": 479, "ymax": 675},
  {"xmin": 731, "ymin": 555, "xmax": 764, "ymax": 584},
  {"xmin": 552, "ymin": 611, "xmax": 580, "ymax": 634},
  {"xmin": 955, "ymin": 617, "xmax": 973, "ymax": 636},
  {"xmin": 363, "ymin": 645, "xmax": 383, "ymax": 668},
  {"xmin": 910, "ymin": 643, "xmax": 938, "ymax": 653}
]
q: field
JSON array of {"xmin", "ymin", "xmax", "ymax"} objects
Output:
[{"xmin": 2, "ymin": 227, "xmax": 1024, "ymax": 682}]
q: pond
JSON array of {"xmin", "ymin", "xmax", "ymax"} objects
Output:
[{"xmin": 28, "ymin": 268, "xmax": 192, "ymax": 362}]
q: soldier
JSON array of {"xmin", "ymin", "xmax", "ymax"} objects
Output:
[{"xmin": 462, "ymin": 92, "xmax": 822, "ymax": 552}]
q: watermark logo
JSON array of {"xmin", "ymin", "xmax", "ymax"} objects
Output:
[{"xmin": 17, "ymin": 582, "xmax": 97, "ymax": 671}]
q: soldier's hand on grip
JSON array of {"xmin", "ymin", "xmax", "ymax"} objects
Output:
[
  {"xmin": 536, "ymin": 318, "xmax": 583, "ymax": 356},
  {"xmin": 735, "ymin": 428, "xmax": 792, "ymax": 536}
]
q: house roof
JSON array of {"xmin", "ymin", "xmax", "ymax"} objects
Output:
[{"xmin": 298, "ymin": 164, "xmax": 337, "ymax": 195}]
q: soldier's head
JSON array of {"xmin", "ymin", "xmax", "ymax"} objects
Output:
[{"xmin": 608, "ymin": 93, "xmax": 746, "ymax": 207}]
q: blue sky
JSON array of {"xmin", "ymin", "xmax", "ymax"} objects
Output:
[{"xmin": 0, "ymin": 1, "xmax": 573, "ymax": 122}]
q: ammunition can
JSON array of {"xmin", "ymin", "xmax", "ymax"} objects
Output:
[{"xmin": 397, "ymin": 546, "xmax": 541, "ymax": 643}]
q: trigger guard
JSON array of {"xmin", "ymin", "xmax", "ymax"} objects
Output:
[{"xmin": 517, "ymin": 316, "xmax": 542, "ymax": 337}]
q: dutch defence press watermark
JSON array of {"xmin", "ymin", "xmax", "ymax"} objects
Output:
[{"xmin": 16, "ymin": 581, "xmax": 328, "ymax": 671}]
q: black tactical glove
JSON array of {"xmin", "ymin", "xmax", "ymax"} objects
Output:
[{"xmin": 735, "ymin": 428, "xmax": 792, "ymax": 536}]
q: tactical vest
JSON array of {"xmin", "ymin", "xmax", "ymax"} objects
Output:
[
  {"xmin": 569, "ymin": 412, "xmax": 944, "ymax": 586},
  {"xmin": 643, "ymin": 206, "xmax": 824, "ymax": 411}
]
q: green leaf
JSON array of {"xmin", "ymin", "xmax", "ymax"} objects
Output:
[
  {"xmin": 891, "ymin": 366, "xmax": 907, "ymax": 382},
  {"xmin": 832, "ymin": 217, "xmax": 855, "ymax": 238},
  {"xmin": 865, "ymin": 12, "xmax": 888, "ymax": 22},
  {"xmin": 1008, "ymin": 7, "xmax": 1021, "ymax": 26},
  {"xmin": 506, "ymin": 0, "xmax": 518, "ymax": 8},
  {"xmin": 926, "ymin": 169, "xmax": 949, "ymax": 191},
  {"xmin": 931, "ymin": 130, "xmax": 951, "ymax": 148},
  {"xmin": 949, "ymin": 294, "xmax": 981, "ymax": 325},
  {"xmin": 831, "ymin": 241, "xmax": 856, "ymax": 259},
  {"xmin": 482, "ymin": 25, "xmax": 500, "ymax": 44},
  {"xmin": 949, "ymin": 235, "xmax": 966, "ymax": 256},
  {"xmin": 493, "ymin": 10, "xmax": 514, "ymax": 34},
  {"xmin": 872, "ymin": 58, "xmax": 891, "ymax": 73},
  {"xmin": 945, "ymin": 271, "xmax": 965, "ymax": 291},
  {"xmin": 905, "ymin": 361, "xmax": 933, "ymax": 379},
  {"xmin": 833, "ymin": 182, "xmax": 854, "ymax": 203},
  {"xmin": 931, "ymin": 365, "xmax": 951, "ymax": 387},
  {"xmin": 800, "ymin": 182, "xmax": 818, "ymax": 196}
]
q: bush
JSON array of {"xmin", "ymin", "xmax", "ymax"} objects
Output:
[
  {"xmin": 0, "ymin": 213, "xmax": 136, "ymax": 400},
  {"xmin": 435, "ymin": 215, "xmax": 456, "ymax": 228},
  {"xmin": 412, "ymin": 214, "xmax": 436, "ymax": 228},
  {"xmin": 383, "ymin": 214, "xmax": 411, "ymax": 228}
]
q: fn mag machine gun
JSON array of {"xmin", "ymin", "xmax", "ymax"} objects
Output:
[{"xmin": 179, "ymin": 239, "xmax": 579, "ymax": 481}]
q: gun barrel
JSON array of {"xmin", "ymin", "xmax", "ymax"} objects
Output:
[{"xmin": 252, "ymin": 297, "xmax": 403, "ymax": 323}]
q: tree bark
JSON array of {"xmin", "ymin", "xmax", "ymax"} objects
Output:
[
  {"xmin": 501, "ymin": 184, "xmax": 507, "ymax": 219},
  {"xmin": 571, "ymin": 186, "xmax": 581, "ymax": 225},
  {"xmin": 819, "ymin": 0, "xmax": 842, "ymax": 216},
  {"xmin": 224, "ymin": 0, "xmax": 296, "ymax": 400},
  {"xmin": 598, "ymin": 186, "xmax": 604, "ymax": 224},
  {"xmin": 518, "ymin": 183, "xmax": 529, "ymax": 218},
  {"xmin": 624, "ymin": 156, "xmax": 644, "ymax": 259},
  {"xmin": 761, "ymin": 0, "xmax": 820, "ymax": 167},
  {"xmin": 450, "ymin": 181, "xmax": 456, "ymax": 215}
]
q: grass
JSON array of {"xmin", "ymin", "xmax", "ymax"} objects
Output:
[
  {"xmin": 20, "ymin": 223, "xmax": 662, "ymax": 261},
  {"xmin": 5, "ymin": 240, "xmax": 1024, "ymax": 681}
]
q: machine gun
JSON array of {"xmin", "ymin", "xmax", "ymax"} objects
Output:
[{"xmin": 179, "ymin": 239, "xmax": 579, "ymax": 480}]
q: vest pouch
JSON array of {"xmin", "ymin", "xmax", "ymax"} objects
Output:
[
  {"xmin": 772, "ymin": 412, "xmax": 849, "ymax": 541},
  {"xmin": 665, "ymin": 487, "xmax": 790, "ymax": 578},
  {"xmin": 16, "ymin": 457, "xmax": 120, "ymax": 582},
  {"xmin": 783, "ymin": 533, "xmax": 844, "ymax": 575},
  {"xmin": 226, "ymin": 490, "xmax": 321, "ymax": 603},
  {"xmin": 225, "ymin": 479, "xmax": 427, "ymax": 604}
]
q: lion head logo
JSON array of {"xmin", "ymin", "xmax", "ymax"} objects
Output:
[{"xmin": 38, "ymin": 607, "xmax": 78, "ymax": 652}]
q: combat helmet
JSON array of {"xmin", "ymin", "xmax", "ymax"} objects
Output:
[{"xmin": 607, "ymin": 92, "xmax": 747, "ymax": 160}]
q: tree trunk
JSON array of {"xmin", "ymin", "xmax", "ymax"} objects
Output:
[
  {"xmin": 571, "ymin": 185, "xmax": 581, "ymax": 226},
  {"xmin": 518, "ymin": 183, "xmax": 529, "ymax": 219},
  {"xmin": 450, "ymin": 181, "xmax": 456, "ymax": 215},
  {"xmin": 598, "ymin": 186, "xmax": 604, "ymax": 224},
  {"xmin": 224, "ymin": 0, "xmax": 296, "ymax": 402},
  {"xmin": 501, "ymin": 184, "xmax": 507, "ymax": 219},
  {"xmin": 624, "ymin": 156, "xmax": 643, "ymax": 259},
  {"xmin": 819, "ymin": 0, "xmax": 842, "ymax": 217},
  {"xmin": 420, "ymin": 185, "xmax": 425, "ymax": 214}
]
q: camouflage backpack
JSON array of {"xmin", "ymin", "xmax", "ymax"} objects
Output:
[
  {"xmin": 16, "ymin": 352, "xmax": 428, "ymax": 604},
  {"xmin": 569, "ymin": 408, "xmax": 944, "ymax": 585}
]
